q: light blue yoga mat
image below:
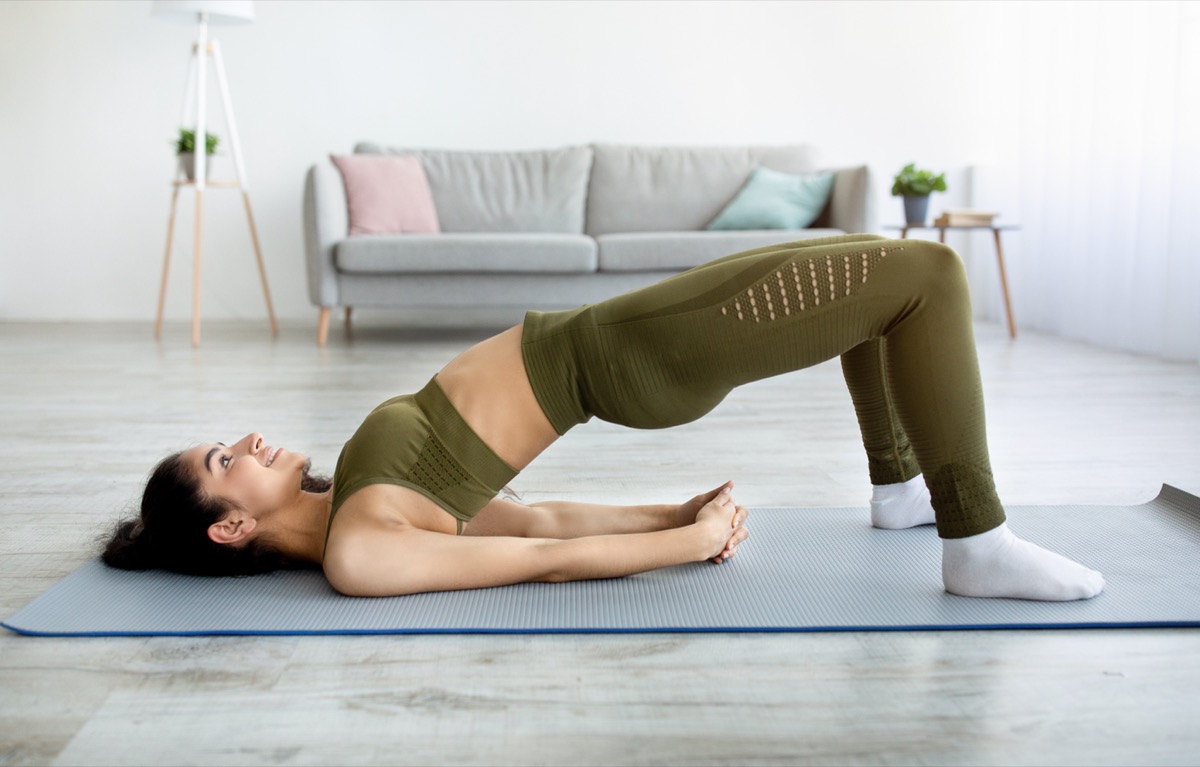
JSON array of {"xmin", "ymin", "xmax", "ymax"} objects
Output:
[{"xmin": 4, "ymin": 485, "xmax": 1198, "ymax": 636}]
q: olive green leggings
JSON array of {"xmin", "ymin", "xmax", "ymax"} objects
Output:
[{"xmin": 522, "ymin": 234, "xmax": 1005, "ymax": 538}]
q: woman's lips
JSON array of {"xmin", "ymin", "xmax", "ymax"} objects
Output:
[{"xmin": 266, "ymin": 447, "xmax": 283, "ymax": 466}]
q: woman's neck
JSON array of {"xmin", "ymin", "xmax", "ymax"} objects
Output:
[{"xmin": 265, "ymin": 489, "xmax": 333, "ymax": 567}]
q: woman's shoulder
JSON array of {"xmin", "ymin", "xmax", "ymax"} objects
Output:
[
  {"xmin": 326, "ymin": 483, "xmax": 459, "ymax": 551},
  {"xmin": 321, "ymin": 484, "xmax": 460, "ymax": 594}
]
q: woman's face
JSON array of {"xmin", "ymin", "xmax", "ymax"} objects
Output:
[{"xmin": 183, "ymin": 432, "xmax": 310, "ymax": 516}]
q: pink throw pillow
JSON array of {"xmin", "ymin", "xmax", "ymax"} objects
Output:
[{"xmin": 330, "ymin": 154, "xmax": 440, "ymax": 235}]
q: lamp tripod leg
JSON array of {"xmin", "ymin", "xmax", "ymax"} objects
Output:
[
  {"xmin": 241, "ymin": 192, "xmax": 278, "ymax": 337},
  {"xmin": 156, "ymin": 185, "xmax": 182, "ymax": 339},
  {"xmin": 214, "ymin": 39, "xmax": 276, "ymax": 338},
  {"xmin": 192, "ymin": 189, "xmax": 204, "ymax": 347}
]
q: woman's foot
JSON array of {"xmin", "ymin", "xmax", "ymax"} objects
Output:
[
  {"xmin": 942, "ymin": 522, "xmax": 1106, "ymax": 601},
  {"xmin": 871, "ymin": 475, "xmax": 935, "ymax": 529}
]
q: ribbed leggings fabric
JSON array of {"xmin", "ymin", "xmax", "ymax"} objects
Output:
[{"xmin": 521, "ymin": 234, "xmax": 1005, "ymax": 538}]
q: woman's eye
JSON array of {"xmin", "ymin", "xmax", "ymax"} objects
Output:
[{"xmin": 221, "ymin": 455, "xmax": 231, "ymax": 469}]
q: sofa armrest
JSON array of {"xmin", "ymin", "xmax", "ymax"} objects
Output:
[
  {"xmin": 302, "ymin": 159, "xmax": 349, "ymax": 308},
  {"xmin": 826, "ymin": 164, "xmax": 873, "ymax": 234}
]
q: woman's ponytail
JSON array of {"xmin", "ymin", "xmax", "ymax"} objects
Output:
[{"xmin": 101, "ymin": 518, "xmax": 159, "ymax": 570}]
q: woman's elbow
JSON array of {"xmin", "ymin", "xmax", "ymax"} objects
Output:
[
  {"xmin": 323, "ymin": 553, "xmax": 418, "ymax": 598},
  {"xmin": 323, "ymin": 557, "xmax": 370, "ymax": 596}
]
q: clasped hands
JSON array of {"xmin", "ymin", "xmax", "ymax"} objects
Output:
[{"xmin": 675, "ymin": 481, "xmax": 749, "ymax": 564}]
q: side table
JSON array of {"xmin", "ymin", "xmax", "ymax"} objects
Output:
[{"xmin": 886, "ymin": 224, "xmax": 1018, "ymax": 339}]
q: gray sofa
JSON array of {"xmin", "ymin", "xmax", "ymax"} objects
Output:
[{"xmin": 303, "ymin": 143, "xmax": 873, "ymax": 344}]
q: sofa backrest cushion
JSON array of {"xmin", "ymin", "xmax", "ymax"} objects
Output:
[
  {"xmin": 330, "ymin": 154, "xmax": 441, "ymax": 236},
  {"xmin": 356, "ymin": 143, "xmax": 592, "ymax": 234},
  {"xmin": 585, "ymin": 144, "xmax": 818, "ymax": 236}
]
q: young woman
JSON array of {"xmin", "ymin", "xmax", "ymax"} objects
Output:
[{"xmin": 104, "ymin": 234, "xmax": 1105, "ymax": 602}]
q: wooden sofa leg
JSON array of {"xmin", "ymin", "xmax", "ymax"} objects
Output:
[
  {"xmin": 317, "ymin": 307, "xmax": 331, "ymax": 347},
  {"xmin": 343, "ymin": 307, "xmax": 353, "ymax": 339}
]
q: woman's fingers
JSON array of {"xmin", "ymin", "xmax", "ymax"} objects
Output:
[
  {"xmin": 712, "ymin": 518, "xmax": 749, "ymax": 563},
  {"xmin": 678, "ymin": 481, "xmax": 736, "ymax": 528},
  {"xmin": 727, "ymin": 526, "xmax": 749, "ymax": 550},
  {"xmin": 732, "ymin": 504, "xmax": 748, "ymax": 528},
  {"xmin": 712, "ymin": 489, "xmax": 736, "ymax": 516},
  {"xmin": 710, "ymin": 481, "xmax": 734, "ymax": 499},
  {"xmin": 699, "ymin": 481, "xmax": 734, "ymax": 506},
  {"xmin": 698, "ymin": 489, "xmax": 746, "ymax": 562}
]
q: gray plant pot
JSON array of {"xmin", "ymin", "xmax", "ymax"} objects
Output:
[
  {"xmin": 903, "ymin": 194, "xmax": 930, "ymax": 225},
  {"xmin": 178, "ymin": 153, "xmax": 212, "ymax": 182}
]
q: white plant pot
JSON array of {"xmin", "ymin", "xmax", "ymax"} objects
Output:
[{"xmin": 178, "ymin": 153, "xmax": 213, "ymax": 182}]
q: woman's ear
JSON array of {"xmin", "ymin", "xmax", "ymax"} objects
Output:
[{"xmin": 207, "ymin": 512, "xmax": 257, "ymax": 545}]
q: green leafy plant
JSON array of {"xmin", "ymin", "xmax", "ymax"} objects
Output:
[
  {"xmin": 891, "ymin": 163, "xmax": 947, "ymax": 197},
  {"xmin": 175, "ymin": 128, "xmax": 220, "ymax": 156}
]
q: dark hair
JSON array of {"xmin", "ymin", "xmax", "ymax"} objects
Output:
[{"xmin": 102, "ymin": 451, "xmax": 332, "ymax": 577}]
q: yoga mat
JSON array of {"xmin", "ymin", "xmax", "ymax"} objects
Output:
[{"xmin": 5, "ymin": 485, "xmax": 1198, "ymax": 636}]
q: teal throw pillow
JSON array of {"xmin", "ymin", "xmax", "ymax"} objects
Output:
[{"xmin": 707, "ymin": 167, "xmax": 835, "ymax": 230}]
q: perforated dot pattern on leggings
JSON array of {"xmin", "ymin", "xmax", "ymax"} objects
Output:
[{"xmin": 719, "ymin": 246, "xmax": 899, "ymax": 322}]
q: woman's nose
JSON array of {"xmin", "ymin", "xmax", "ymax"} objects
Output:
[{"xmin": 240, "ymin": 433, "xmax": 264, "ymax": 454}]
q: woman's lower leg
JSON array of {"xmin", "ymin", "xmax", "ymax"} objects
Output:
[
  {"xmin": 841, "ymin": 338, "xmax": 934, "ymax": 528},
  {"xmin": 872, "ymin": 241, "xmax": 1103, "ymax": 599}
]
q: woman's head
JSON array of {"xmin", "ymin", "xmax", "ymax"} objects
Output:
[{"xmin": 103, "ymin": 433, "xmax": 331, "ymax": 576}]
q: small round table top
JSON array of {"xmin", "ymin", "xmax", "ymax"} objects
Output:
[{"xmin": 886, "ymin": 223, "xmax": 1020, "ymax": 231}]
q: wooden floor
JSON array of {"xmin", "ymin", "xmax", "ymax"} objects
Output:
[{"xmin": 1, "ymin": 318, "xmax": 1198, "ymax": 767}]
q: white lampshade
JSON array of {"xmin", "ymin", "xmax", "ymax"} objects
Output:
[{"xmin": 151, "ymin": 0, "xmax": 255, "ymax": 24}]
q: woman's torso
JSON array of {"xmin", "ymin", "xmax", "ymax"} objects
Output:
[{"xmin": 327, "ymin": 324, "xmax": 559, "ymax": 544}]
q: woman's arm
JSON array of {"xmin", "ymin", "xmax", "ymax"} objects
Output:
[
  {"xmin": 465, "ymin": 482, "xmax": 740, "ymax": 539},
  {"xmin": 464, "ymin": 497, "xmax": 675, "ymax": 538},
  {"xmin": 324, "ymin": 489, "xmax": 746, "ymax": 597}
]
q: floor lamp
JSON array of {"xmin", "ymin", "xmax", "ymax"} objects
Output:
[{"xmin": 152, "ymin": 0, "xmax": 277, "ymax": 346}]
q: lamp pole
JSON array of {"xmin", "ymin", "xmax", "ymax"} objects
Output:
[{"xmin": 190, "ymin": 10, "xmax": 208, "ymax": 345}]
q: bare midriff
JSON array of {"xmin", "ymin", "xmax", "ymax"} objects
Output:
[
  {"xmin": 434, "ymin": 324, "xmax": 560, "ymax": 471},
  {"xmin": 327, "ymin": 324, "xmax": 560, "ymax": 546}
]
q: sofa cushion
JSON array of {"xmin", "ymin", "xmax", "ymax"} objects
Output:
[
  {"xmin": 707, "ymin": 168, "xmax": 835, "ymax": 231},
  {"xmin": 585, "ymin": 145, "xmax": 818, "ymax": 236},
  {"xmin": 596, "ymin": 230, "xmax": 846, "ymax": 272},
  {"xmin": 330, "ymin": 154, "xmax": 440, "ymax": 235},
  {"xmin": 336, "ymin": 233, "xmax": 597, "ymax": 274},
  {"xmin": 355, "ymin": 143, "xmax": 592, "ymax": 234}
]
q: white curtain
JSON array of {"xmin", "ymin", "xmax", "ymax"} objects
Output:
[{"xmin": 1002, "ymin": 1, "xmax": 1200, "ymax": 363}]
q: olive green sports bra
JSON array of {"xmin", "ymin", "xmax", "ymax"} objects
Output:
[{"xmin": 325, "ymin": 377, "xmax": 518, "ymax": 549}]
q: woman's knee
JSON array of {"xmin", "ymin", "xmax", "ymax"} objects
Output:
[
  {"xmin": 903, "ymin": 240, "xmax": 965, "ymax": 274},
  {"xmin": 893, "ymin": 241, "xmax": 969, "ymax": 297}
]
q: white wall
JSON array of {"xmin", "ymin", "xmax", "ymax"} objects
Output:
[
  {"xmin": 3, "ymin": 0, "xmax": 1195, "ymax": 364},
  {"xmin": 0, "ymin": 0, "xmax": 1012, "ymax": 323}
]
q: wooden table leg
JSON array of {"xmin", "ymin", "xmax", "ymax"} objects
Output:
[
  {"xmin": 192, "ymin": 189, "xmax": 204, "ymax": 347},
  {"xmin": 155, "ymin": 185, "xmax": 181, "ymax": 339},
  {"xmin": 317, "ymin": 307, "xmax": 331, "ymax": 347},
  {"xmin": 992, "ymin": 227, "xmax": 1017, "ymax": 339}
]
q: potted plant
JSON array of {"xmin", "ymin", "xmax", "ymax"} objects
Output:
[
  {"xmin": 175, "ymin": 128, "xmax": 220, "ymax": 182},
  {"xmin": 891, "ymin": 163, "xmax": 947, "ymax": 225}
]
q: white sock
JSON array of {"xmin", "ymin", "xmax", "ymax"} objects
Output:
[
  {"xmin": 942, "ymin": 522, "xmax": 1106, "ymax": 601},
  {"xmin": 871, "ymin": 475, "xmax": 935, "ymax": 529}
]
